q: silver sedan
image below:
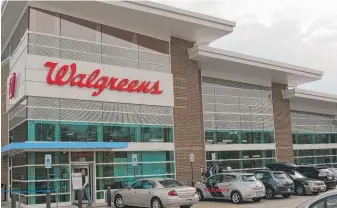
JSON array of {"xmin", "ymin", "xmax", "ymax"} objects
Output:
[
  {"xmin": 296, "ymin": 189, "xmax": 337, "ymax": 208},
  {"xmin": 113, "ymin": 178, "xmax": 199, "ymax": 208}
]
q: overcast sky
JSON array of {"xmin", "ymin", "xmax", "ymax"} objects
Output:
[{"xmin": 156, "ymin": 0, "xmax": 337, "ymax": 94}]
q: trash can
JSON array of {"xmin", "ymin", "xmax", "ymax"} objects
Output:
[{"xmin": 1, "ymin": 184, "xmax": 6, "ymax": 201}]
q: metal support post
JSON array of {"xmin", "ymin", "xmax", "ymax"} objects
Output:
[
  {"xmin": 77, "ymin": 189, "xmax": 83, "ymax": 208},
  {"xmin": 106, "ymin": 186, "xmax": 111, "ymax": 207},
  {"xmin": 11, "ymin": 193, "xmax": 16, "ymax": 208}
]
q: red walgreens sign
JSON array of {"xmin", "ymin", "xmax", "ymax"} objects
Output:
[
  {"xmin": 45, "ymin": 61, "xmax": 163, "ymax": 96},
  {"xmin": 9, "ymin": 73, "xmax": 17, "ymax": 99}
]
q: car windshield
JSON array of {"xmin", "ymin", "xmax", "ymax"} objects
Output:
[
  {"xmin": 159, "ymin": 180, "xmax": 184, "ymax": 188},
  {"xmin": 273, "ymin": 172, "xmax": 288, "ymax": 179},
  {"xmin": 241, "ymin": 175, "xmax": 258, "ymax": 182},
  {"xmin": 288, "ymin": 170, "xmax": 307, "ymax": 179}
]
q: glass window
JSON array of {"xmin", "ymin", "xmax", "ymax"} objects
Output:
[
  {"xmin": 217, "ymin": 151, "xmax": 239, "ymax": 160},
  {"xmin": 216, "ymin": 131, "xmax": 239, "ymax": 144},
  {"xmin": 30, "ymin": 180, "xmax": 69, "ymax": 193},
  {"xmin": 141, "ymin": 180, "xmax": 154, "ymax": 189},
  {"xmin": 33, "ymin": 152, "xmax": 69, "ymax": 165},
  {"xmin": 141, "ymin": 126, "xmax": 172, "ymax": 142},
  {"xmin": 242, "ymin": 150, "xmax": 263, "ymax": 159},
  {"xmin": 12, "ymin": 153, "xmax": 27, "ymax": 166},
  {"xmin": 242, "ymin": 132, "xmax": 261, "ymax": 144},
  {"xmin": 35, "ymin": 123, "xmax": 56, "ymax": 141},
  {"xmin": 30, "ymin": 7, "xmax": 60, "ymax": 35},
  {"xmin": 298, "ymin": 134, "xmax": 313, "ymax": 144},
  {"xmin": 61, "ymin": 124, "xmax": 97, "ymax": 142},
  {"xmin": 216, "ymin": 160, "xmax": 240, "ymax": 170},
  {"xmin": 12, "ymin": 167, "xmax": 27, "ymax": 180},
  {"xmin": 131, "ymin": 180, "xmax": 143, "ymax": 189},
  {"xmin": 298, "ymin": 150, "xmax": 314, "ymax": 157},
  {"xmin": 273, "ymin": 172, "xmax": 288, "ymax": 179},
  {"xmin": 309, "ymin": 199, "xmax": 325, "ymax": 208},
  {"xmin": 103, "ymin": 125, "xmax": 135, "ymax": 142},
  {"xmin": 205, "ymin": 131, "xmax": 215, "ymax": 143},
  {"xmin": 264, "ymin": 132, "xmax": 274, "ymax": 143},
  {"xmin": 32, "ymin": 166, "xmax": 69, "ymax": 180},
  {"xmin": 159, "ymin": 180, "xmax": 183, "ymax": 188},
  {"xmin": 101, "ymin": 25, "xmax": 138, "ymax": 49},
  {"xmin": 60, "ymin": 14, "xmax": 101, "ymax": 42},
  {"xmin": 241, "ymin": 175, "xmax": 258, "ymax": 182},
  {"xmin": 316, "ymin": 134, "xmax": 329, "ymax": 144}
]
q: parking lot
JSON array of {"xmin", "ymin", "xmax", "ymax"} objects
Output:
[{"xmin": 192, "ymin": 195, "xmax": 313, "ymax": 208}]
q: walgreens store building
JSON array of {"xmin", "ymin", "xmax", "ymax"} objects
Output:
[{"xmin": 1, "ymin": 1, "xmax": 337, "ymax": 206}]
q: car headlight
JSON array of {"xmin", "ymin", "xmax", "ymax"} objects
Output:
[
  {"xmin": 319, "ymin": 172, "xmax": 327, "ymax": 177},
  {"xmin": 308, "ymin": 182, "xmax": 316, "ymax": 186}
]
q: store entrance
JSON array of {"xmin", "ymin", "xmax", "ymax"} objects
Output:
[{"xmin": 71, "ymin": 165, "xmax": 93, "ymax": 205}]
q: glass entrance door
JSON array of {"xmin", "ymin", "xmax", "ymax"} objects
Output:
[{"xmin": 71, "ymin": 166, "xmax": 93, "ymax": 204}]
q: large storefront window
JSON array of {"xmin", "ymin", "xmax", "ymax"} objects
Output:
[
  {"xmin": 35, "ymin": 123, "xmax": 56, "ymax": 141},
  {"xmin": 61, "ymin": 124, "xmax": 98, "ymax": 142},
  {"xmin": 294, "ymin": 149, "xmax": 337, "ymax": 166},
  {"xmin": 141, "ymin": 126, "xmax": 173, "ymax": 142},
  {"xmin": 206, "ymin": 150, "xmax": 276, "ymax": 170},
  {"xmin": 103, "ymin": 125, "xmax": 136, "ymax": 142},
  {"xmin": 205, "ymin": 130, "xmax": 274, "ymax": 144}
]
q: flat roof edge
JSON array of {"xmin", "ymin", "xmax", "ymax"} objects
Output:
[
  {"xmin": 283, "ymin": 88, "xmax": 337, "ymax": 104},
  {"xmin": 189, "ymin": 45, "xmax": 324, "ymax": 78},
  {"xmin": 102, "ymin": 1, "xmax": 236, "ymax": 29}
]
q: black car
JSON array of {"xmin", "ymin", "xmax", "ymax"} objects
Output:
[
  {"xmin": 253, "ymin": 170, "xmax": 294, "ymax": 199},
  {"xmin": 266, "ymin": 163, "xmax": 326, "ymax": 195},
  {"xmin": 296, "ymin": 166, "xmax": 337, "ymax": 189}
]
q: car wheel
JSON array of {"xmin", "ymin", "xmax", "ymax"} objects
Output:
[
  {"xmin": 196, "ymin": 189, "xmax": 204, "ymax": 201},
  {"xmin": 252, "ymin": 197, "xmax": 261, "ymax": 202},
  {"xmin": 114, "ymin": 195, "xmax": 125, "ymax": 208},
  {"xmin": 151, "ymin": 197, "xmax": 163, "ymax": 208},
  {"xmin": 231, "ymin": 191, "xmax": 243, "ymax": 204},
  {"xmin": 265, "ymin": 187, "xmax": 275, "ymax": 199},
  {"xmin": 282, "ymin": 194, "xmax": 291, "ymax": 198},
  {"xmin": 296, "ymin": 185, "xmax": 305, "ymax": 196}
]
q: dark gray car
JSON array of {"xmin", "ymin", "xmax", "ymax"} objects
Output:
[{"xmin": 253, "ymin": 170, "xmax": 294, "ymax": 199}]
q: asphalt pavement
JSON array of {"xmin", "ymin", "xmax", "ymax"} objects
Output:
[{"xmin": 193, "ymin": 195, "xmax": 313, "ymax": 208}]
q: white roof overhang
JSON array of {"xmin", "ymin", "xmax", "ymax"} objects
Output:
[
  {"xmin": 283, "ymin": 89, "xmax": 337, "ymax": 115},
  {"xmin": 2, "ymin": 1, "xmax": 236, "ymax": 52},
  {"xmin": 189, "ymin": 45, "xmax": 324, "ymax": 87}
]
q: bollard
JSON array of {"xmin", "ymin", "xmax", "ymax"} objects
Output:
[
  {"xmin": 11, "ymin": 193, "xmax": 17, "ymax": 208},
  {"xmin": 77, "ymin": 189, "xmax": 83, "ymax": 208},
  {"xmin": 46, "ymin": 190, "xmax": 51, "ymax": 208},
  {"xmin": 106, "ymin": 186, "xmax": 111, "ymax": 207}
]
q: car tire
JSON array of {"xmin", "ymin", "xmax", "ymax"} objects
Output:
[
  {"xmin": 114, "ymin": 195, "xmax": 125, "ymax": 208},
  {"xmin": 252, "ymin": 197, "xmax": 262, "ymax": 202},
  {"xmin": 282, "ymin": 194, "xmax": 291, "ymax": 198},
  {"xmin": 265, "ymin": 187, "xmax": 275, "ymax": 199},
  {"xmin": 196, "ymin": 189, "xmax": 204, "ymax": 201},
  {"xmin": 231, "ymin": 191, "xmax": 243, "ymax": 204},
  {"xmin": 295, "ymin": 185, "xmax": 305, "ymax": 196},
  {"xmin": 151, "ymin": 197, "xmax": 163, "ymax": 208}
]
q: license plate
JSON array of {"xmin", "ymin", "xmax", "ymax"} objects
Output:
[
  {"xmin": 288, "ymin": 188, "xmax": 291, "ymax": 192},
  {"xmin": 186, "ymin": 199, "xmax": 192, "ymax": 204}
]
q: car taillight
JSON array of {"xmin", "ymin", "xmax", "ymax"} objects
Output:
[{"xmin": 168, "ymin": 190, "xmax": 177, "ymax": 196}]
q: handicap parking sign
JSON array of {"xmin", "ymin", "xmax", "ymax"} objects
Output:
[
  {"xmin": 45, "ymin": 155, "xmax": 52, "ymax": 169},
  {"xmin": 132, "ymin": 154, "xmax": 137, "ymax": 166}
]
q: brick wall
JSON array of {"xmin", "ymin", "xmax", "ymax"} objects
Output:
[
  {"xmin": 271, "ymin": 83, "xmax": 294, "ymax": 163},
  {"xmin": 1, "ymin": 62, "xmax": 9, "ymax": 187},
  {"xmin": 170, "ymin": 37, "xmax": 205, "ymax": 185}
]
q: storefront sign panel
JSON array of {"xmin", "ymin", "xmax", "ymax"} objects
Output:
[{"xmin": 25, "ymin": 55, "xmax": 174, "ymax": 107}]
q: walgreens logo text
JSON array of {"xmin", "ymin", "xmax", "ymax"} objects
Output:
[{"xmin": 45, "ymin": 62, "xmax": 163, "ymax": 96}]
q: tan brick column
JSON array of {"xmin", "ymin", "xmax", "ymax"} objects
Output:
[
  {"xmin": 271, "ymin": 83, "xmax": 294, "ymax": 163},
  {"xmin": 170, "ymin": 37, "xmax": 205, "ymax": 185}
]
